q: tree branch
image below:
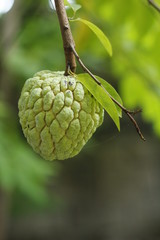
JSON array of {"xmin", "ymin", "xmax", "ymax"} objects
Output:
[
  {"xmin": 70, "ymin": 45, "xmax": 146, "ymax": 141},
  {"xmin": 54, "ymin": 0, "xmax": 145, "ymax": 141},
  {"xmin": 54, "ymin": 0, "xmax": 76, "ymax": 75},
  {"xmin": 148, "ymin": 0, "xmax": 160, "ymax": 13}
]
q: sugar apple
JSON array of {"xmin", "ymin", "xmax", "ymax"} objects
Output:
[{"xmin": 18, "ymin": 71, "xmax": 104, "ymax": 160}]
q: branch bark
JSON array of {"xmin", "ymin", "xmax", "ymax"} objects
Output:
[{"xmin": 54, "ymin": 0, "xmax": 76, "ymax": 75}]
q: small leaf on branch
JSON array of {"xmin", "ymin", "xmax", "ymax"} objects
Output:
[
  {"xmin": 64, "ymin": 0, "xmax": 81, "ymax": 13},
  {"xmin": 71, "ymin": 18, "xmax": 112, "ymax": 57},
  {"xmin": 69, "ymin": 3, "xmax": 81, "ymax": 12},
  {"xmin": 76, "ymin": 73, "xmax": 120, "ymax": 130},
  {"xmin": 95, "ymin": 75, "xmax": 123, "ymax": 117}
]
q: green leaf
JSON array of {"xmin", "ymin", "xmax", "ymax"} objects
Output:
[
  {"xmin": 64, "ymin": 1, "xmax": 81, "ymax": 13},
  {"xmin": 64, "ymin": 0, "xmax": 68, "ymax": 5},
  {"xmin": 95, "ymin": 75, "xmax": 123, "ymax": 117},
  {"xmin": 0, "ymin": 145, "xmax": 14, "ymax": 191},
  {"xmin": 76, "ymin": 73, "xmax": 120, "ymax": 130},
  {"xmin": 69, "ymin": 3, "xmax": 81, "ymax": 13},
  {"xmin": 71, "ymin": 18, "xmax": 112, "ymax": 57}
]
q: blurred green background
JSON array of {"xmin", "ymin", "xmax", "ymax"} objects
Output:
[{"xmin": 1, "ymin": 0, "xmax": 160, "ymax": 239}]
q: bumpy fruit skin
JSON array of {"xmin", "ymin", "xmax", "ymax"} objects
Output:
[{"xmin": 18, "ymin": 71, "xmax": 104, "ymax": 160}]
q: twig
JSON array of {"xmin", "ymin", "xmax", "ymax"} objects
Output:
[
  {"xmin": 70, "ymin": 45, "xmax": 146, "ymax": 141},
  {"xmin": 54, "ymin": 0, "xmax": 76, "ymax": 74},
  {"xmin": 148, "ymin": 0, "xmax": 160, "ymax": 12}
]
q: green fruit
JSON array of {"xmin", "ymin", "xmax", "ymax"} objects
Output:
[{"xmin": 18, "ymin": 71, "xmax": 104, "ymax": 160}]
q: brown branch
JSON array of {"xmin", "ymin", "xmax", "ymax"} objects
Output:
[
  {"xmin": 54, "ymin": 0, "xmax": 76, "ymax": 74},
  {"xmin": 148, "ymin": 0, "xmax": 160, "ymax": 12},
  {"xmin": 54, "ymin": 0, "xmax": 145, "ymax": 141},
  {"xmin": 70, "ymin": 45, "xmax": 146, "ymax": 141}
]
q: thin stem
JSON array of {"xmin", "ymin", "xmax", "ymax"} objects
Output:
[
  {"xmin": 70, "ymin": 44, "xmax": 146, "ymax": 141},
  {"xmin": 54, "ymin": 0, "xmax": 76, "ymax": 74},
  {"xmin": 148, "ymin": 0, "xmax": 160, "ymax": 12}
]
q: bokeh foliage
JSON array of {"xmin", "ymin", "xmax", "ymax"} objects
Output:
[{"xmin": 0, "ymin": 99, "xmax": 53, "ymax": 203}]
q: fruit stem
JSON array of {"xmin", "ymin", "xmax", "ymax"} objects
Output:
[{"xmin": 54, "ymin": 0, "xmax": 77, "ymax": 75}]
